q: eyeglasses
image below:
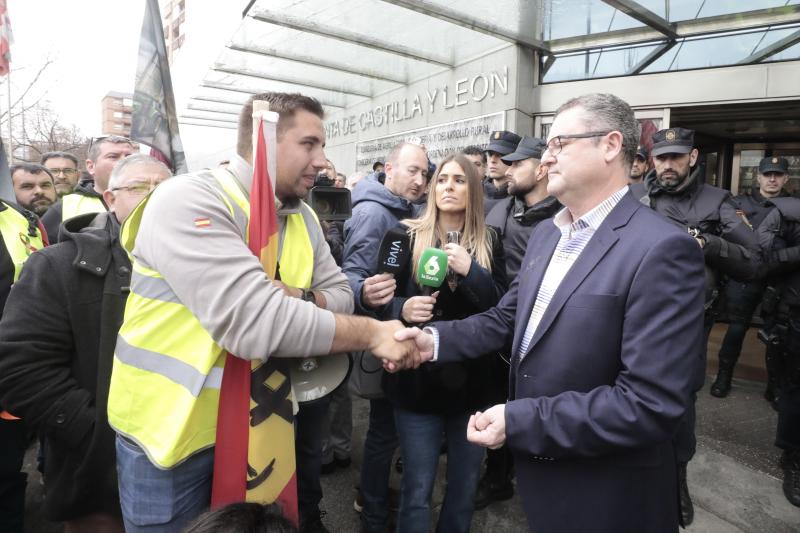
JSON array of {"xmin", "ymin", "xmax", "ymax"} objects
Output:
[
  {"xmin": 110, "ymin": 181, "xmax": 160, "ymax": 196},
  {"xmin": 544, "ymin": 131, "xmax": 613, "ymax": 156},
  {"xmin": 48, "ymin": 168, "xmax": 79, "ymax": 177}
]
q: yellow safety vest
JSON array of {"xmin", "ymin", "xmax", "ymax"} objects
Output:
[
  {"xmin": 0, "ymin": 202, "xmax": 45, "ymax": 281},
  {"xmin": 62, "ymin": 193, "xmax": 106, "ymax": 222},
  {"xmin": 108, "ymin": 169, "xmax": 317, "ymax": 469}
]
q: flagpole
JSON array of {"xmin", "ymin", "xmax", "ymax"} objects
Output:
[{"xmin": 6, "ymin": 69, "xmax": 11, "ymax": 164}]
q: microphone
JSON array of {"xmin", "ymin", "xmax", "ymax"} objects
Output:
[
  {"xmin": 376, "ymin": 227, "xmax": 411, "ymax": 275},
  {"xmin": 416, "ymin": 247, "xmax": 448, "ymax": 296}
]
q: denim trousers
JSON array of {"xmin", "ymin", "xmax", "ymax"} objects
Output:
[
  {"xmin": 360, "ymin": 398, "xmax": 398, "ymax": 532},
  {"xmin": 393, "ymin": 407, "xmax": 483, "ymax": 533},
  {"xmin": 116, "ymin": 435, "xmax": 214, "ymax": 532}
]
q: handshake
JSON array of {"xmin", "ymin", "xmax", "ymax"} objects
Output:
[{"xmin": 366, "ymin": 321, "xmax": 436, "ymax": 372}]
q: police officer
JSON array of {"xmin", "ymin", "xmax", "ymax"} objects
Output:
[
  {"xmin": 755, "ymin": 185, "xmax": 800, "ymax": 507},
  {"xmin": 631, "ymin": 127, "xmax": 759, "ymax": 525},
  {"xmin": 711, "ymin": 156, "xmax": 793, "ymax": 400},
  {"xmin": 629, "ymin": 145, "xmax": 649, "ymax": 184},
  {"xmin": 0, "ymin": 197, "xmax": 46, "ymax": 533},
  {"xmin": 483, "ymin": 130, "xmax": 521, "ymax": 214}
]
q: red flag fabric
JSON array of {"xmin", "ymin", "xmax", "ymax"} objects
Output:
[
  {"xmin": 0, "ymin": 0, "xmax": 13, "ymax": 77},
  {"xmin": 211, "ymin": 120, "xmax": 297, "ymax": 525}
]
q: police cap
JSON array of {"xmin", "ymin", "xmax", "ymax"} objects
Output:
[
  {"xmin": 634, "ymin": 145, "xmax": 648, "ymax": 160},
  {"xmin": 758, "ymin": 156, "xmax": 789, "ymax": 175},
  {"xmin": 501, "ymin": 136, "xmax": 547, "ymax": 164},
  {"xmin": 651, "ymin": 127, "xmax": 694, "ymax": 157},
  {"xmin": 486, "ymin": 130, "xmax": 522, "ymax": 156}
]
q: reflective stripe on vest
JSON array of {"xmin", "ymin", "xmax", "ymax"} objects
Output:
[
  {"xmin": 0, "ymin": 203, "xmax": 45, "ymax": 281},
  {"xmin": 62, "ymin": 194, "xmax": 105, "ymax": 222},
  {"xmin": 108, "ymin": 168, "xmax": 315, "ymax": 468}
]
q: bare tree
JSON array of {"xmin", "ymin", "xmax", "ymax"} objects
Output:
[{"xmin": 12, "ymin": 100, "xmax": 87, "ymax": 165}]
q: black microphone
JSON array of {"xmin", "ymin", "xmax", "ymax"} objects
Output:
[{"xmin": 376, "ymin": 227, "xmax": 411, "ymax": 274}]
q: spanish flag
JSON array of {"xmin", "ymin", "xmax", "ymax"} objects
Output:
[{"xmin": 211, "ymin": 118, "xmax": 298, "ymax": 525}]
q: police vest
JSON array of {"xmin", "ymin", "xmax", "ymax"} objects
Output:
[
  {"xmin": 107, "ymin": 168, "xmax": 317, "ymax": 468},
  {"xmin": 62, "ymin": 193, "xmax": 106, "ymax": 222},
  {"xmin": 0, "ymin": 202, "xmax": 45, "ymax": 281}
]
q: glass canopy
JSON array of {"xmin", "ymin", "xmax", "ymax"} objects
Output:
[{"xmin": 183, "ymin": 0, "xmax": 800, "ymax": 126}]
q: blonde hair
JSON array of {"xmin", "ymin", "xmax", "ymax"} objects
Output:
[{"xmin": 403, "ymin": 153, "xmax": 493, "ymax": 281}]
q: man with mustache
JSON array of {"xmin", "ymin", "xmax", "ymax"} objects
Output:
[{"xmin": 11, "ymin": 164, "xmax": 57, "ymax": 217}]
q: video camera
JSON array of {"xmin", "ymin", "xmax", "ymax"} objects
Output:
[{"xmin": 308, "ymin": 173, "xmax": 352, "ymax": 221}]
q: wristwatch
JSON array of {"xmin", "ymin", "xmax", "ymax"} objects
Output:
[{"xmin": 301, "ymin": 289, "xmax": 317, "ymax": 306}]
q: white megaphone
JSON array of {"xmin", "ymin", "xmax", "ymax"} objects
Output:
[{"xmin": 290, "ymin": 353, "xmax": 350, "ymax": 403}]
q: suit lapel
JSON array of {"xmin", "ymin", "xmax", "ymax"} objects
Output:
[
  {"xmin": 519, "ymin": 192, "xmax": 640, "ymax": 360},
  {"xmin": 510, "ymin": 224, "xmax": 560, "ymax": 362}
]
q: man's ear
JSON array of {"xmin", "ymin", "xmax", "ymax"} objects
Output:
[
  {"xmin": 689, "ymin": 148, "xmax": 699, "ymax": 167},
  {"xmin": 86, "ymin": 159, "xmax": 96, "ymax": 176},
  {"xmin": 102, "ymin": 189, "xmax": 116, "ymax": 212},
  {"xmin": 604, "ymin": 131, "xmax": 624, "ymax": 163}
]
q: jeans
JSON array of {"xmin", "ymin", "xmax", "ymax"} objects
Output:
[
  {"xmin": 116, "ymin": 435, "xmax": 213, "ymax": 532},
  {"xmin": 296, "ymin": 395, "xmax": 331, "ymax": 521},
  {"xmin": 360, "ymin": 398, "xmax": 398, "ymax": 532},
  {"xmin": 394, "ymin": 408, "xmax": 483, "ymax": 533}
]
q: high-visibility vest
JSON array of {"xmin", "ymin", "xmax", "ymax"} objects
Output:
[
  {"xmin": 62, "ymin": 193, "xmax": 105, "ymax": 222},
  {"xmin": 107, "ymin": 168, "xmax": 317, "ymax": 469},
  {"xmin": 0, "ymin": 202, "xmax": 45, "ymax": 282},
  {"xmin": 0, "ymin": 202, "xmax": 45, "ymax": 420}
]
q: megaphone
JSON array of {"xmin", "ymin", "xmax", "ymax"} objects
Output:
[{"xmin": 290, "ymin": 353, "xmax": 350, "ymax": 403}]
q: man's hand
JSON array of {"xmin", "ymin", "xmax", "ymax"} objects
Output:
[
  {"xmin": 390, "ymin": 327, "xmax": 435, "ymax": 369},
  {"xmin": 361, "ymin": 273, "xmax": 396, "ymax": 309},
  {"xmin": 401, "ymin": 292, "xmax": 438, "ymax": 323},
  {"xmin": 467, "ymin": 404, "xmax": 506, "ymax": 449},
  {"xmin": 369, "ymin": 320, "xmax": 421, "ymax": 370}
]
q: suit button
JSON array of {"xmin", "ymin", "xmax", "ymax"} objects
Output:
[{"xmin": 54, "ymin": 413, "xmax": 66, "ymax": 424}]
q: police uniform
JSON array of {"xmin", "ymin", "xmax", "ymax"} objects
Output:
[
  {"xmin": 630, "ymin": 127, "xmax": 759, "ymax": 525},
  {"xmin": 756, "ymin": 184, "xmax": 800, "ymax": 507},
  {"xmin": 0, "ymin": 200, "xmax": 45, "ymax": 533},
  {"xmin": 711, "ymin": 157, "xmax": 792, "ymax": 399}
]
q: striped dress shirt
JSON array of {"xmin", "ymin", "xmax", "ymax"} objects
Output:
[{"xmin": 517, "ymin": 186, "xmax": 629, "ymax": 359}]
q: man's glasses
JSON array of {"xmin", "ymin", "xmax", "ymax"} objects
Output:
[
  {"xmin": 48, "ymin": 168, "xmax": 79, "ymax": 177},
  {"xmin": 544, "ymin": 131, "xmax": 613, "ymax": 156},
  {"xmin": 110, "ymin": 181, "xmax": 160, "ymax": 196}
]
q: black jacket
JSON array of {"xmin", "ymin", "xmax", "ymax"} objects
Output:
[
  {"xmin": 41, "ymin": 181, "xmax": 106, "ymax": 244},
  {"xmin": 483, "ymin": 179, "xmax": 509, "ymax": 216},
  {"xmin": 631, "ymin": 168, "xmax": 759, "ymax": 281},
  {"xmin": 486, "ymin": 195, "xmax": 561, "ymax": 282},
  {"xmin": 734, "ymin": 186, "xmax": 791, "ymax": 230},
  {"xmin": 0, "ymin": 211, "xmax": 130, "ymax": 521},
  {"xmin": 382, "ymin": 227, "xmax": 507, "ymax": 414}
]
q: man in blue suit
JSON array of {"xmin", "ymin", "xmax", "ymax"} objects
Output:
[{"xmin": 394, "ymin": 93, "xmax": 706, "ymax": 532}]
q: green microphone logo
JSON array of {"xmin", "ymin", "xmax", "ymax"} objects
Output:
[{"xmin": 417, "ymin": 248, "xmax": 448, "ymax": 292}]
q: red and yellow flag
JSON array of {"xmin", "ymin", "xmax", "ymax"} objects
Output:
[{"xmin": 211, "ymin": 119, "xmax": 298, "ymax": 525}]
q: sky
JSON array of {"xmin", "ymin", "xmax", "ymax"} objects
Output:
[{"xmin": 7, "ymin": 0, "xmax": 145, "ymax": 137}]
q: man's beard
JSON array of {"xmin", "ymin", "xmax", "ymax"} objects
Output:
[{"xmin": 656, "ymin": 168, "xmax": 690, "ymax": 191}]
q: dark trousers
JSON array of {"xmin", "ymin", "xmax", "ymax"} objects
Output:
[
  {"xmin": 295, "ymin": 395, "xmax": 332, "ymax": 521},
  {"xmin": 673, "ymin": 314, "xmax": 715, "ymax": 464},
  {"xmin": 360, "ymin": 398, "xmax": 398, "ymax": 533},
  {"xmin": 718, "ymin": 281, "xmax": 766, "ymax": 367},
  {"xmin": 776, "ymin": 383, "xmax": 800, "ymax": 450},
  {"xmin": 0, "ymin": 418, "xmax": 27, "ymax": 533}
]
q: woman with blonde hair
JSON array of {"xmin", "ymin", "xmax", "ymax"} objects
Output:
[{"xmin": 380, "ymin": 152, "xmax": 507, "ymax": 533}]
